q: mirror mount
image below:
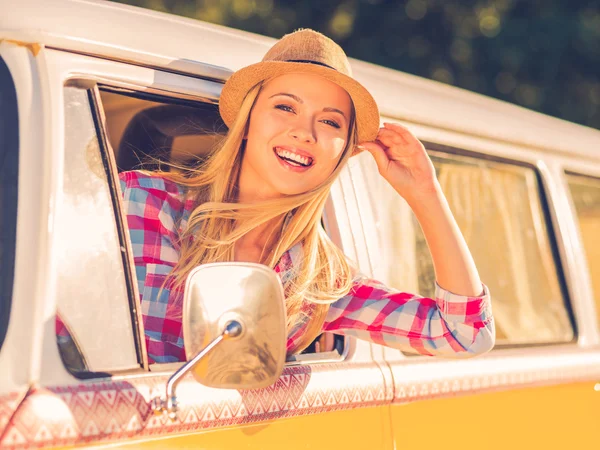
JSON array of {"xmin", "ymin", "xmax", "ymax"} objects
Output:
[
  {"xmin": 150, "ymin": 262, "xmax": 287, "ymax": 422},
  {"xmin": 151, "ymin": 319, "xmax": 243, "ymax": 421}
]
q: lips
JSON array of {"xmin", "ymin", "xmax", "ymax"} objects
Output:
[{"xmin": 273, "ymin": 146, "xmax": 315, "ymax": 169}]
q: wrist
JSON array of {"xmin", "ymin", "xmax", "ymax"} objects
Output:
[{"xmin": 401, "ymin": 179, "xmax": 444, "ymax": 211}]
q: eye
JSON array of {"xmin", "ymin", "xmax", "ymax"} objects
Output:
[
  {"xmin": 321, "ymin": 119, "xmax": 341, "ymax": 129},
  {"xmin": 275, "ymin": 104, "xmax": 295, "ymax": 113}
]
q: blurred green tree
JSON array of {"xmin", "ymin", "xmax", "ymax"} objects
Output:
[{"xmin": 114, "ymin": 0, "xmax": 600, "ymax": 130}]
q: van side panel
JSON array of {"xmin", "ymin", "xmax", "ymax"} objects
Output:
[
  {"xmin": 390, "ymin": 381, "xmax": 597, "ymax": 449},
  {"xmin": 104, "ymin": 406, "xmax": 393, "ymax": 450}
]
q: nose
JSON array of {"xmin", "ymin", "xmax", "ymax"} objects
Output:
[{"xmin": 289, "ymin": 122, "xmax": 316, "ymax": 144}]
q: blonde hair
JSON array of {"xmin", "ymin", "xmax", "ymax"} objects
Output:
[{"xmin": 163, "ymin": 79, "xmax": 358, "ymax": 353}]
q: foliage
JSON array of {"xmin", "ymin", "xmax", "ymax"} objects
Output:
[{"xmin": 114, "ymin": 0, "xmax": 600, "ymax": 130}]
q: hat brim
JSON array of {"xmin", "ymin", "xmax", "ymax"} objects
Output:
[{"xmin": 219, "ymin": 61, "xmax": 380, "ymax": 147}]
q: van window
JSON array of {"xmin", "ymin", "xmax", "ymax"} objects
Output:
[
  {"xmin": 0, "ymin": 56, "xmax": 18, "ymax": 352},
  {"xmin": 425, "ymin": 152, "xmax": 573, "ymax": 345},
  {"xmin": 99, "ymin": 89, "xmax": 226, "ymax": 171},
  {"xmin": 96, "ymin": 87, "xmax": 345, "ymax": 362},
  {"xmin": 566, "ymin": 173, "xmax": 600, "ymax": 328},
  {"xmin": 55, "ymin": 86, "xmax": 140, "ymax": 376},
  {"xmin": 363, "ymin": 149, "xmax": 574, "ymax": 348}
]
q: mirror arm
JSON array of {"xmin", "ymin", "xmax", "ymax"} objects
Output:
[{"xmin": 152, "ymin": 320, "xmax": 243, "ymax": 421}]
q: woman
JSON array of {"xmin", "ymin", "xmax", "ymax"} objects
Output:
[{"xmin": 120, "ymin": 28, "xmax": 495, "ymax": 364}]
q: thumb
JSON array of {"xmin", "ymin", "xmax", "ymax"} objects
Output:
[{"xmin": 358, "ymin": 142, "xmax": 389, "ymax": 174}]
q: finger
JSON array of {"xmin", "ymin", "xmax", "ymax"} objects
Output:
[
  {"xmin": 359, "ymin": 141, "xmax": 389, "ymax": 173},
  {"xmin": 357, "ymin": 141, "xmax": 384, "ymax": 153},
  {"xmin": 383, "ymin": 122, "xmax": 415, "ymax": 144},
  {"xmin": 377, "ymin": 131, "xmax": 409, "ymax": 154},
  {"xmin": 378, "ymin": 128, "xmax": 405, "ymax": 146},
  {"xmin": 379, "ymin": 127, "xmax": 410, "ymax": 146},
  {"xmin": 383, "ymin": 122, "xmax": 412, "ymax": 134}
]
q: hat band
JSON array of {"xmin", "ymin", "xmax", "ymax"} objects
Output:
[{"xmin": 285, "ymin": 59, "xmax": 337, "ymax": 71}]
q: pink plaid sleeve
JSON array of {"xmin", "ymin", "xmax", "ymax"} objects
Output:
[{"xmin": 323, "ymin": 276, "xmax": 495, "ymax": 358}]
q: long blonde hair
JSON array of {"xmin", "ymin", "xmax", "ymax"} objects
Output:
[{"xmin": 163, "ymin": 79, "xmax": 358, "ymax": 353}]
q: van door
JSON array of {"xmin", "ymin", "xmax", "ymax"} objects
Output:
[
  {"xmin": 347, "ymin": 139, "xmax": 600, "ymax": 449},
  {"xmin": 0, "ymin": 48, "xmax": 394, "ymax": 449}
]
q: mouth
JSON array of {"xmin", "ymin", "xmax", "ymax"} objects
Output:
[{"xmin": 273, "ymin": 146, "xmax": 314, "ymax": 169}]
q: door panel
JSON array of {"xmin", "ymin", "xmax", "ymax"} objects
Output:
[
  {"xmin": 391, "ymin": 381, "xmax": 598, "ymax": 449},
  {"xmin": 108, "ymin": 406, "xmax": 393, "ymax": 450},
  {"xmin": 387, "ymin": 349, "xmax": 600, "ymax": 449}
]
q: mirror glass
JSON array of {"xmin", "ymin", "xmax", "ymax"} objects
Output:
[{"xmin": 182, "ymin": 262, "xmax": 287, "ymax": 389}]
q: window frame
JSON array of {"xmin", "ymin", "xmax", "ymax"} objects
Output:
[
  {"xmin": 55, "ymin": 82, "xmax": 146, "ymax": 377},
  {"xmin": 418, "ymin": 141, "xmax": 578, "ymax": 350},
  {"xmin": 286, "ymin": 200, "xmax": 351, "ymax": 365},
  {"xmin": 89, "ymin": 85, "xmax": 149, "ymax": 370}
]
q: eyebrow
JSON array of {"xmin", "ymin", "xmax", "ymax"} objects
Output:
[{"xmin": 269, "ymin": 92, "xmax": 347, "ymax": 120}]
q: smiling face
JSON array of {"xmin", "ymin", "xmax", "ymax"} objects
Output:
[{"xmin": 238, "ymin": 72, "xmax": 354, "ymax": 200}]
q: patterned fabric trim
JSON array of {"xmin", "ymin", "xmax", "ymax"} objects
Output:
[
  {"xmin": 0, "ymin": 392, "xmax": 25, "ymax": 442},
  {"xmin": 2, "ymin": 352, "xmax": 599, "ymax": 448},
  {"xmin": 0, "ymin": 363, "xmax": 386, "ymax": 449}
]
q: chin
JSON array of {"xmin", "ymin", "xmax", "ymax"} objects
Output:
[
  {"xmin": 266, "ymin": 177, "xmax": 313, "ymax": 197},
  {"xmin": 273, "ymin": 183, "xmax": 310, "ymax": 197}
]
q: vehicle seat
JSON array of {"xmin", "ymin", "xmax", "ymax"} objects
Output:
[{"xmin": 116, "ymin": 103, "xmax": 226, "ymax": 172}]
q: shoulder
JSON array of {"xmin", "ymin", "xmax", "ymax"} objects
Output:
[
  {"xmin": 119, "ymin": 170, "xmax": 186, "ymax": 200},
  {"xmin": 118, "ymin": 170, "xmax": 191, "ymax": 210},
  {"xmin": 118, "ymin": 170, "xmax": 193, "ymax": 234}
]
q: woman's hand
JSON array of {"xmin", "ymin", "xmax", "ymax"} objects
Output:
[{"xmin": 359, "ymin": 122, "xmax": 438, "ymax": 203}]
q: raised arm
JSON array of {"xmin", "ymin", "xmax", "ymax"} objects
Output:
[
  {"xmin": 359, "ymin": 122, "xmax": 483, "ymax": 297},
  {"xmin": 335, "ymin": 122, "xmax": 496, "ymax": 357}
]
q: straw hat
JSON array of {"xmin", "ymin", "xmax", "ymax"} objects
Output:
[{"xmin": 219, "ymin": 28, "xmax": 380, "ymax": 150}]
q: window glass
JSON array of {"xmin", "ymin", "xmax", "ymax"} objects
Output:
[
  {"xmin": 0, "ymin": 56, "xmax": 18, "ymax": 352},
  {"xmin": 55, "ymin": 87, "xmax": 139, "ymax": 375},
  {"xmin": 362, "ymin": 150, "xmax": 573, "ymax": 347},
  {"xmin": 566, "ymin": 173, "xmax": 600, "ymax": 327}
]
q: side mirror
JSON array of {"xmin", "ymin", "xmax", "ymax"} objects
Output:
[{"xmin": 152, "ymin": 262, "xmax": 287, "ymax": 420}]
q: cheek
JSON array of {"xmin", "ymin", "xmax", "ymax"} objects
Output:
[
  {"xmin": 321, "ymin": 136, "xmax": 346, "ymax": 166},
  {"xmin": 245, "ymin": 117, "xmax": 276, "ymax": 156},
  {"xmin": 246, "ymin": 111, "xmax": 287, "ymax": 146},
  {"xmin": 330, "ymin": 136, "xmax": 347, "ymax": 158},
  {"xmin": 313, "ymin": 136, "xmax": 347, "ymax": 182}
]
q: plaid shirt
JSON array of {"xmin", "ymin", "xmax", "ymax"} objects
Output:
[{"xmin": 117, "ymin": 171, "xmax": 494, "ymax": 364}]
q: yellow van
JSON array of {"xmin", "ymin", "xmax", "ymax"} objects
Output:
[{"xmin": 1, "ymin": 0, "xmax": 599, "ymax": 449}]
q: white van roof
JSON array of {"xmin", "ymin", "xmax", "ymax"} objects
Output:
[{"xmin": 2, "ymin": 0, "xmax": 599, "ymax": 160}]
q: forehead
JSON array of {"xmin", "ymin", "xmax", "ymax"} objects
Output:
[{"xmin": 262, "ymin": 72, "xmax": 352, "ymax": 111}]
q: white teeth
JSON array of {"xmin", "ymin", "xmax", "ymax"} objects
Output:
[{"xmin": 275, "ymin": 148, "xmax": 312, "ymax": 167}]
